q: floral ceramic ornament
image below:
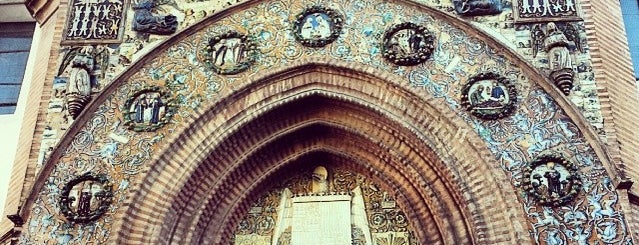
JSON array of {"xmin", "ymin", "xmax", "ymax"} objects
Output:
[
  {"xmin": 382, "ymin": 22, "xmax": 435, "ymax": 66},
  {"xmin": 461, "ymin": 72, "xmax": 518, "ymax": 120},
  {"xmin": 123, "ymin": 87, "xmax": 176, "ymax": 132},
  {"xmin": 522, "ymin": 155, "xmax": 581, "ymax": 206},
  {"xmin": 293, "ymin": 6, "xmax": 344, "ymax": 47},
  {"xmin": 205, "ymin": 31, "xmax": 257, "ymax": 75},
  {"xmin": 59, "ymin": 173, "xmax": 113, "ymax": 224}
]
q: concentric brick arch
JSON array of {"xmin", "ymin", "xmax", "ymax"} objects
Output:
[{"xmin": 109, "ymin": 64, "xmax": 530, "ymax": 244}]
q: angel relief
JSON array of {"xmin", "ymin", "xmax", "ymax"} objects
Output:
[
  {"xmin": 532, "ymin": 22, "xmax": 582, "ymax": 95},
  {"xmin": 461, "ymin": 72, "xmax": 517, "ymax": 120}
]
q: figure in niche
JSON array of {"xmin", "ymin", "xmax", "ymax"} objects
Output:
[
  {"xmin": 311, "ymin": 166, "xmax": 329, "ymax": 193},
  {"xmin": 134, "ymin": 94, "xmax": 148, "ymax": 123},
  {"xmin": 532, "ymin": 22, "xmax": 582, "ymax": 95},
  {"xmin": 453, "ymin": 0, "xmax": 503, "ymax": 16},
  {"xmin": 388, "ymin": 29, "xmax": 425, "ymax": 56},
  {"xmin": 543, "ymin": 22, "xmax": 573, "ymax": 72},
  {"xmin": 66, "ymin": 47, "xmax": 96, "ymax": 119},
  {"xmin": 132, "ymin": 0, "xmax": 178, "ymax": 35}
]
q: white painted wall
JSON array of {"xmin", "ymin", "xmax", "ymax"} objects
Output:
[{"xmin": 0, "ymin": 22, "xmax": 41, "ymax": 218}]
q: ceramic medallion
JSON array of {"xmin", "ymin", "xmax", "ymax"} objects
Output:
[
  {"xmin": 382, "ymin": 22, "xmax": 435, "ymax": 66},
  {"xmin": 461, "ymin": 72, "xmax": 518, "ymax": 120},
  {"xmin": 522, "ymin": 155, "xmax": 581, "ymax": 206},
  {"xmin": 59, "ymin": 173, "xmax": 113, "ymax": 224},
  {"xmin": 123, "ymin": 87, "xmax": 175, "ymax": 132},
  {"xmin": 293, "ymin": 6, "xmax": 344, "ymax": 47},
  {"xmin": 205, "ymin": 31, "xmax": 257, "ymax": 75}
]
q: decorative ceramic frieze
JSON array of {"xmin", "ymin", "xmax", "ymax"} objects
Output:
[
  {"xmin": 205, "ymin": 31, "xmax": 257, "ymax": 75},
  {"xmin": 123, "ymin": 87, "xmax": 175, "ymax": 132},
  {"xmin": 61, "ymin": 0, "xmax": 127, "ymax": 44},
  {"xmin": 513, "ymin": 0, "xmax": 582, "ymax": 23},
  {"xmin": 452, "ymin": 0, "xmax": 503, "ymax": 16},
  {"xmin": 522, "ymin": 155, "xmax": 581, "ymax": 206},
  {"xmin": 293, "ymin": 6, "xmax": 344, "ymax": 47},
  {"xmin": 460, "ymin": 72, "xmax": 517, "ymax": 120},
  {"xmin": 59, "ymin": 173, "xmax": 113, "ymax": 224},
  {"xmin": 382, "ymin": 22, "xmax": 435, "ymax": 66},
  {"xmin": 132, "ymin": 0, "xmax": 179, "ymax": 35}
]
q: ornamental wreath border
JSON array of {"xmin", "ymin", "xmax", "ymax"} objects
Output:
[{"xmin": 460, "ymin": 72, "xmax": 518, "ymax": 120}]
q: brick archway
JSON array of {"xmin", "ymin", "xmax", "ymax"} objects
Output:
[{"xmin": 109, "ymin": 63, "xmax": 530, "ymax": 244}]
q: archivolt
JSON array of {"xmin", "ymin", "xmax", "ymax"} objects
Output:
[
  {"xmin": 109, "ymin": 64, "xmax": 529, "ymax": 244},
  {"xmin": 19, "ymin": 0, "xmax": 621, "ymax": 244}
]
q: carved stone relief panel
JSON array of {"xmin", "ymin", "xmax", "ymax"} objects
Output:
[
  {"xmin": 233, "ymin": 166, "xmax": 419, "ymax": 245},
  {"xmin": 62, "ymin": 0, "xmax": 128, "ymax": 44},
  {"xmin": 513, "ymin": 0, "xmax": 582, "ymax": 23}
]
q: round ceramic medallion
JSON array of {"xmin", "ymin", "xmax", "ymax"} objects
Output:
[
  {"xmin": 382, "ymin": 22, "xmax": 435, "ymax": 66},
  {"xmin": 59, "ymin": 173, "xmax": 113, "ymax": 224},
  {"xmin": 123, "ymin": 87, "xmax": 175, "ymax": 132},
  {"xmin": 206, "ymin": 31, "xmax": 257, "ymax": 75},
  {"xmin": 293, "ymin": 6, "xmax": 344, "ymax": 47},
  {"xmin": 460, "ymin": 72, "xmax": 518, "ymax": 120},
  {"xmin": 522, "ymin": 155, "xmax": 581, "ymax": 206}
]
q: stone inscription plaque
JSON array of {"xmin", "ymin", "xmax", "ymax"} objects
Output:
[
  {"xmin": 291, "ymin": 195, "xmax": 352, "ymax": 245},
  {"xmin": 62, "ymin": 0, "xmax": 127, "ymax": 44},
  {"xmin": 513, "ymin": 0, "xmax": 582, "ymax": 23}
]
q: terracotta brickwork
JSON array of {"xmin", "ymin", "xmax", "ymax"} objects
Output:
[{"xmin": 2, "ymin": 0, "xmax": 639, "ymax": 244}]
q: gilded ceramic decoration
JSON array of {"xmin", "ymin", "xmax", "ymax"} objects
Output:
[
  {"xmin": 461, "ymin": 72, "xmax": 517, "ymax": 120},
  {"xmin": 59, "ymin": 173, "xmax": 113, "ymax": 224},
  {"xmin": 522, "ymin": 155, "xmax": 581, "ymax": 206},
  {"xmin": 232, "ymin": 166, "xmax": 419, "ymax": 245},
  {"xmin": 205, "ymin": 31, "xmax": 257, "ymax": 74},
  {"xmin": 513, "ymin": 0, "xmax": 582, "ymax": 23},
  {"xmin": 123, "ymin": 87, "xmax": 175, "ymax": 132},
  {"xmin": 382, "ymin": 22, "xmax": 435, "ymax": 66},
  {"xmin": 62, "ymin": 0, "xmax": 127, "ymax": 44},
  {"xmin": 24, "ymin": 0, "xmax": 627, "ymax": 244},
  {"xmin": 293, "ymin": 6, "xmax": 344, "ymax": 47}
]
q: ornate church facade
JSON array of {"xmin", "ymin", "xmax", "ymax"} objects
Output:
[{"xmin": 1, "ymin": 0, "xmax": 639, "ymax": 244}]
